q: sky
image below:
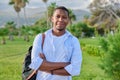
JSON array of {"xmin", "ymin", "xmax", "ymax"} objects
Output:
[
  {"xmin": 0, "ymin": 0, "xmax": 93, "ymax": 11},
  {"xmin": 27, "ymin": 0, "xmax": 93, "ymax": 10},
  {"xmin": 0, "ymin": 0, "xmax": 93, "ymax": 27}
]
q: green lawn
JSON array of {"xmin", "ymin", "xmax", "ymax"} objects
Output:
[{"xmin": 0, "ymin": 36, "xmax": 111, "ymax": 80}]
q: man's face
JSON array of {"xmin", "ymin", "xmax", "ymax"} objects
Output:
[{"xmin": 51, "ymin": 9, "xmax": 69, "ymax": 31}]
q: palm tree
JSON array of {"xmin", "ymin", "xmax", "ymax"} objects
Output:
[
  {"xmin": 19, "ymin": 0, "xmax": 29, "ymax": 25},
  {"xmin": 68, "ymin": 9, "xmax": 76, "ymax": 24},
  {"xmin": 9, "ymin": 0, "xmax": 21, "ymax": 28},
  {"xmin": 48, "ymin": 2, "xmax": 57, "ymax": 19},
  {"xmin": 42, "ymin": 0, "xmax": 48, "ymax": 27},
  {"xmin": 5, "ymin": 21, "xmax": 16, "ymax": 41},
  {"xmin": 21, "ymin": 25, "xmax": 30, "ymax": 42}
]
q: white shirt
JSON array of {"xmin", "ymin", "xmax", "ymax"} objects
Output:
[{"xmin": 29, "ymin": 29, "xmax": 82, "ymax": 80}]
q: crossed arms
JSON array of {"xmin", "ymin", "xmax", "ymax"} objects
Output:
[
  {"xmin": 38, "ymin": 53, "xmax": 71, "ymax": 76},
  {"xmin": 30, "ymin": 34, "xmax": 82, "ymax": 76}
]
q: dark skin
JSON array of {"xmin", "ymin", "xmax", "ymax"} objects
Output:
[
  {"xmin": 38, "ymin": 9, "xmax": 71, "ymax": 76},
  {"xmin": 39, "ymin": 54, "xmax": 70, "ymax": 76}
]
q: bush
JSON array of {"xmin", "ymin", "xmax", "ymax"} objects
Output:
[
  {"xmin": 83, "ymin": 45, "xmax": 103, "ymax": 57},
  {"xmin": 0, "ymin": 28, "xmax": 9, "ymax": 36},
  {"xmin": 100, "ymin": 27, "xmax": 120, "ymax": 80},
  {"xmin": 68, "ymin": 22, "xmax": 94, "ymax": 38},
  {"xmin": 67, "ymin": 23, "xmax": 82, "ymax": 38}
]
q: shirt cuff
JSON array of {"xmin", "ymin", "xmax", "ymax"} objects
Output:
[
  {"xmin": 64, "ymin": 64, "xmax": 72, "ymax": 75},
  {"xmin": 29, "ymin": 56, "xmax": 43, "ymax": 70}
]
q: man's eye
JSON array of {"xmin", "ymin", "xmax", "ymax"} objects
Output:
[
  {"xmin": 63, "ymin": 16, "xmax": 67, "ymax": 19},
  {"xmin": 56, "ymin": 15, "xmax": 60, "ymax": 18}
]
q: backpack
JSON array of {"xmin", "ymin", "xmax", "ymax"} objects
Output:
[{"xmin": 22, "ymin": 33, "xmax": 45, "ymax": 80}]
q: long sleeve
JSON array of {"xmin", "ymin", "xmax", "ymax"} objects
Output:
[
  {"xmin": 29, "ymin": 34, "xmax": 43, "ymax": 70},
  {"xmin": 65, "ymin": 37, "xmax": 82, "ymax": 76}
]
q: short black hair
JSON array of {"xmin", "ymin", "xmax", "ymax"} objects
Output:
[{"xmin": 53, "ymin": 6, "xmax": 69, "ymax": 17}]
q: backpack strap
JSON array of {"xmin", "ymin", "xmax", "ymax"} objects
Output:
[{"xmin": 26, "ymin": 33, "xmax": 45, "ymax": 80}]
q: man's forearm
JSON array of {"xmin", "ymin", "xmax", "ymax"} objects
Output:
[
  {"xmin": 52, "ymin": 68, "xmax": 70, "ymax": 76},
  {"xmin": 42, "ymin": 68, "xmax": 70, "ymax": 76},
  {"xmin": 39, "ymin": 60, "xmax": 70, "ymax": 71}
]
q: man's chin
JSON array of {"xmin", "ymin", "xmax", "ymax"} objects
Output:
[
  {"xmin": 56, "ymin": 28, "xmax": 65, "ymax": 31},
  {"xmin": 56, "ymin": 29, "xmax": 64, "ymax": 31}
]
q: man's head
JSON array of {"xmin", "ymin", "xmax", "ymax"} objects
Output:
[
  {"xmin": 51, "ymin": 6, "xmax": 70, "ymax": 32},
  {"xmin": 53, "ymin": 6, "xmax": 69, "ymax": 17}
]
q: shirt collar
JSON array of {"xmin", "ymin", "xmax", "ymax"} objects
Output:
[{"xmin": 45, "ymin": 29, "xmax": 73, "ymax": 38}]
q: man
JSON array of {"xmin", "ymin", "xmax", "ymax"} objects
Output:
[{"xmin": 29, "ymin": 6, "xmax": 82, "ymax": 80}]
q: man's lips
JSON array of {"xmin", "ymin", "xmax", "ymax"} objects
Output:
[{"xmin": 57, "ymin": 23, "xmax": 65, "ymax": 25}]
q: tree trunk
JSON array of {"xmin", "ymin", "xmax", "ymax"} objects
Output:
[
  {"xmin": 24, "ymin": 35, "xmax": 29, "ymax": 42},
  {"xmin": 9, "ymin": 34, "xmax": 14, "ymax": 41},
  {"xmin": 23, "ymin": 7, "xmax": 28, "ymax": 25},
  {"xmin": 1, "ymin": 37, "xmax": 6, "ymax": 44}
]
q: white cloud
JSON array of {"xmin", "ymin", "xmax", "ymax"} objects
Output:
[{"xmin": 0, "ymin": 0, "xmax": 93, "ymax": 10}]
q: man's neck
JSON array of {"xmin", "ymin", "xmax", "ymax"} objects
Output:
[{"xmin": 52, "ymin": 29, "xmax": 65, "ymax": 36}]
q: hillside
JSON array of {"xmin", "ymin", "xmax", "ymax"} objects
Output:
[{"xmin": 0, "ymin": 8, "xmax": 91, "ymax": 27}]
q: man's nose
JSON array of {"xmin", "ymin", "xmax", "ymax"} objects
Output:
[{"xmin": 59, "ymin": 17, "xmax": 63, "ymax": 21}]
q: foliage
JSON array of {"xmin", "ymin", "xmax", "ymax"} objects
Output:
[
  {"xmin": 0, "ymin": 28, "xmax": 9, "ymax": 36},
  {"xmin": 67, "ymin": 23, "xmax": 82, "ymax": 38},
  {"xmin": 5, "ymin": 21, "xmax": 17, "ymax": 35},
  {"xmin": 81, "ymin": 23, "xmax": 94, "ymax": 37},
  {"xmin": 83, "ymin": 45, "xmax": 103, "ymax": 57},
  {"xmin": 33, "ymin": 18, "xmax": 50, "ymax": 34},
  {"xmin": 100, "ymin": 22, "xmax": 120, "ymax": 80},
  {"xmin": 68, "ymin": 9, "xmax": 76, "ymax": 23},
  {"xmin": 48, "ymin": 2, "xmax": 57, "ymax": 20},
  {"xmin": 87, "ymin": 0, "xmax": 120, "ymax": 36},
  {"xmin": 68, "ymin": 22, "xmax": 94, "ymax": 38}
]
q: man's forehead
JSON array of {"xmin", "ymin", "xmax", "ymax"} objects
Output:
[{"xmin": 53, "ymin": 9, "xmax": 69, "ymax": 16}]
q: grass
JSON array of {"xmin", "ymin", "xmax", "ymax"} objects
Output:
[
  {"xmin": 0, "ymin": 36, "xmax": 111, "ymax": 80},
  {"xmin": 0, "ymin": 36, "xmax": 34, "ymax": 80}
]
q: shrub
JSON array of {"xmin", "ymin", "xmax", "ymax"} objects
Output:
[
  {"xmin": 68, "ymin": 22, "xmax": 94, "ymax": 38},
  {"xmin": 100, "ymin": 26, "xmax": 120, "ymax": 80},
  {"xmin": 83, "ymin": 45, "xmax": 103, "ymax": 57}
]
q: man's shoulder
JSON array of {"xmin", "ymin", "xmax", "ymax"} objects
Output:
[
  {"xmin": 66, "ymin": 31, "xmax": 78, "ymax": 41},
  {"xmin": 67, "ymin": 33, "xmax": 79, "ymax": 43}
]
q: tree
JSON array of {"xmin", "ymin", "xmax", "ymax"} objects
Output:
[
  {"xmin": 68, "ymin": 21, "xmax": 94, "ymax": 38},
  {"xmin": 48, "ymin": 2, "xmax": 57, "ymax": 20},
  {"xmin": 5, "ymin": 21, "xmax": 16, "ymax": 41},
  {"xmin": 20, "ymin": 25, "xmax": 30, "ymax": 42},
  {"xmin": 87, "ymin": 0, "xmax": 120, "ymax": 35},
  {"xmin": 9, "ymin": 0, "xmax": 21, "ymax": 27},
  {"xmin": 0, "ymin": 28, "xmax": 9, "ymax": 44},
  {"xmin": 19, "ymin": 0, "xmax": 29, "ymax": 25},
  {"xmin": 68, "ymin": 9, "xmax": 76, "ymax": 24},
  {"xmin": 9, "ymin": 0, "xmax": 29, "ymax": 26},
  {"xmin": 100, "ymin": 21, "xmax": 120, "ymax": 80}
]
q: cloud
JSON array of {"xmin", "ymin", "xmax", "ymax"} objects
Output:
[{"xmin": 0, "ymin": 0, "xmax": 93, "ymax": 10}]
